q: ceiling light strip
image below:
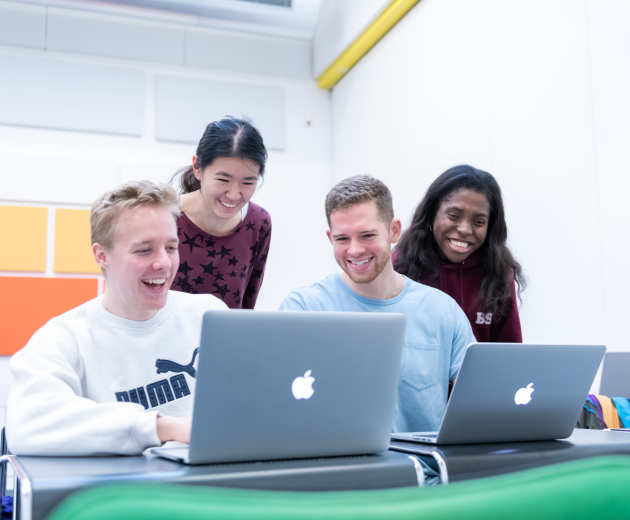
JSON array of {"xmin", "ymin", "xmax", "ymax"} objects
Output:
[{"xmin": 316, "ymin": 0, "xmax": 420, "ymax": 90}]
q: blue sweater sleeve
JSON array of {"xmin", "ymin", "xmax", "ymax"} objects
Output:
[{"xmin": 278, "ymin": 292, "xmax": 307, "ymax": 311}]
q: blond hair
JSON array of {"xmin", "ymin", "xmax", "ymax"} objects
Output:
[{"xmin": 91, "ymin": 180, "xmax": 180, "ymax": 249}]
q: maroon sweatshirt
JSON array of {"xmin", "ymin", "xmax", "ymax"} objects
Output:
[
  {"xmin": 171, "ymin": 202, "xmax": 271, "ymax": 309},
  {"xmin": 417, "ymin": 251, "xmax": 522, "ymax": 343},
  {"xmin": 393, "ymin": 249, "xmax": 522, "ymax": 342}
]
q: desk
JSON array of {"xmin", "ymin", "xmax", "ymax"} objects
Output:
[
  {"xmin": 9, "ymin": 429, "xmax": 630, "ymax": 520},
  {"xmin": 390, "ymin": 428, "xmax": 630, "ymax": 483},
  {"xmin": 1, "ymin": 450, "xmax": 423, "ymax": 520}
]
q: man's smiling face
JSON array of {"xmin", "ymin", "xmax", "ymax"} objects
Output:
[
  {"xmin": 327, "ymin": 200, "xmax": 400, "ymax": 288},
  {"xmin": 94, "ymin": 205, "xmax": 179, "ymax": 321}
]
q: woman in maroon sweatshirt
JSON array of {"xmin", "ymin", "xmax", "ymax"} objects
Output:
[{"xmin": 394, "ymin": 165, "xmax": 525, "ymax": 342}]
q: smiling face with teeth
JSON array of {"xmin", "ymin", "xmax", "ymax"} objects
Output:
[
  {"xmin": 93, "ymin": 205, "xmax": 179, "ymax": 321},
  {"xmin": 192, "ymin": 156, "xmax": 260, "ymax": 233},
  {"xmin": 327, "ymin": 200, "xmax": 402, "ymax": 299},
  {"xmin": 432, "ymin": 188, "xmax": 490, "ymax": 263}
]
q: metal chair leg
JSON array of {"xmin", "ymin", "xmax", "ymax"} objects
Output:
[{"xmin": 0, "ymin": 428, "xmax": 6, "ymax": 500}]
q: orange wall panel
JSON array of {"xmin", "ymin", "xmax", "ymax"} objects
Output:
[
  {"xmin": 54, "ymin": 209, "xmax": 100, "ymax": 274},
  {"xmin": 0, "ymin": 277, "xmax": 98, "ymax": 355},
  {"xmin": 0, "ymin": 205, "xmax": 48, "ymax": 271}
]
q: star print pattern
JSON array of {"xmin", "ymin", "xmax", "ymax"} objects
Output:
[
  {"xmin": 172, "ymin": 202, "xmax": 272, "ymax": 309},
  {"xmin": 182, "ymin": 232, "xmax": 202, "ymax": 253},
  {"xmin": 178, "ymin": 261, "xmax": 193, "ymax": 276}
]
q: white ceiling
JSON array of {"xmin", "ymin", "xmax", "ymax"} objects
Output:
[{"xmin": 21, "ymin": 0, "xmax": 323, "ymax": 39}]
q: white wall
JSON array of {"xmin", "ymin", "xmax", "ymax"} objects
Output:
[
  {"xmin": 0, "ymin": 0, "xmax": 336, "ymax": 313},
  {"xmin": 313, "ymin": 0, "xmax": 389, "ymax": 77},
  {"xmin": 587, "ymin": 0, "xmax": 630, "ymax": 353},
  {"xmin": 323, "ymin": 0, "xmax": 630, "ymax": 350}
]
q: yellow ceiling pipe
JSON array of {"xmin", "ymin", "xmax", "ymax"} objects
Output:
[{"xmin": 316, "ymin": 0, "xmax": 420, "ymax": 90}]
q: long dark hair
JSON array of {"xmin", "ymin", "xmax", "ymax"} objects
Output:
[
  {"xmin": 394, "ymin": 164, "xmax": 524, "ymax": 316},
  {"xmin": 172, "ymin": 116, "xmax": 267, "ymax": 193}
]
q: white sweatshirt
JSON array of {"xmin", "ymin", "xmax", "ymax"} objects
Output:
[{"xmin": 6, "ymin": 290, "xmax": 227, "ymax": 456}]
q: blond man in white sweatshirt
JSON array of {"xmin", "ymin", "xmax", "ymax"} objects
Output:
[{"xmin": 6, "ymin": 180, "xmax": 227, "ymax": 455}]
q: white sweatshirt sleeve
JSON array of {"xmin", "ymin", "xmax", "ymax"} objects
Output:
[{"xmin": 6, "ymin": 321, "xmax": 160, "ymax": 456}]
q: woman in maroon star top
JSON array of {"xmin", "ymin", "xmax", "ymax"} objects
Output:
[
  {"xmin": 170, "ymin": 117, "xmax": 271, "ymax": 308},
  {"xmin": 394, "ymin": 164, "xmax": 525, "ymax": 342}
]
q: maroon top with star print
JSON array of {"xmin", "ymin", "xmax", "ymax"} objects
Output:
[{"xmin": 171, "ymin": 202, "xmax": 272, "ymax": 309}]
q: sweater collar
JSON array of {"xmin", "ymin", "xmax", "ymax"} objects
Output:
[{"xmin": 438, "ymin": 248, "xmax": 484, "ymax": 270}]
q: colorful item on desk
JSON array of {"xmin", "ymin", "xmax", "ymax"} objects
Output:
[
  {"xmin": 577, "ymin": 400, "xmax": 606, "ymax": 429},
  {"xmin": 594, "ymin": 394, "xmax": 621, "ymax": 429},
  {"xmin": 588, "ymin": 394, "xmax": 605, "ymax": 423},
  {"xmin": 612, "ymin": 397, "xmax": 630, "ymax": 428}
]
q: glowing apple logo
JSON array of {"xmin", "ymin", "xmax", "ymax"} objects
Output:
[
  {"xmin": 291, "ymin": 370, "xmax": 315, "ymax": 400},
  {"xmin": 514, "ymin": 382, "xmax": 535, "ymax": 406}
]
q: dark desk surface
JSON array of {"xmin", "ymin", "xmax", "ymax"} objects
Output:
[
  {"xmin": 12, "ymin": 429, "xmax": 630, "ymax": 519},
  {"xmin": 9, "ymin": 450, "xmax": 421, "ymax": 520},
  {"xmin": 390, "ymin": 428, "xmax": 630, "ymax": 482}
]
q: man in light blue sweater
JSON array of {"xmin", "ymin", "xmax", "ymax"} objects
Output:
[{"xmin": 280, "ymin": 175, "xmax": 475, "ymax": 432}]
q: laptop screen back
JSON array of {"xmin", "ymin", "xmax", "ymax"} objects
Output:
[
  {"xmin": 188, "ymin": 310, "xmax": 406, "ymax": 463},
  {"xmin": 436, "ymin": 343, "xmax": 606, "ymax": 444}
]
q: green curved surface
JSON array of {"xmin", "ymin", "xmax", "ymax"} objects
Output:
[{"xmin": 48, "ymin": 455, "xmax": 630, "ymax": 520}]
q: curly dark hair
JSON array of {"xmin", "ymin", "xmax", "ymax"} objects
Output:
[{"xmin": 394, "ymin": 164, "xmax": 525, "ymax": 316}]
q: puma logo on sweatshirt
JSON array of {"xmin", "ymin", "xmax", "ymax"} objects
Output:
[
  {"xmin": 155, "ymin": 348, "xmax": 199, "ymax": 378},
  {"xmin": 114, "ymin": 348, "xmax": 199, "ymax": 409}
]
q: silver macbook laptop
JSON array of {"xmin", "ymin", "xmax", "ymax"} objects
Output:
[
  {"xmin": 391, "ymin": 343, "xmax": 605, "ymax": 445},
  {"xmin": 152, "ymin": 310, "xmax": 405, "ymax": 464},
  {"xmin": 599, "ymin": 352, "xmax": 630, "ymax": 397}
]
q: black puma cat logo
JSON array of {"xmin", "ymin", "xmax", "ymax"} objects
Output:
[{"xmin": 155, "ymin": 348, "xmax": 199, "ymax": 378}]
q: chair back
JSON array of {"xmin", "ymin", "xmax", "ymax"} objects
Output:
[{"xmin": 47, "ymin": 456, "xmax": 630, "ymax": 520}]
